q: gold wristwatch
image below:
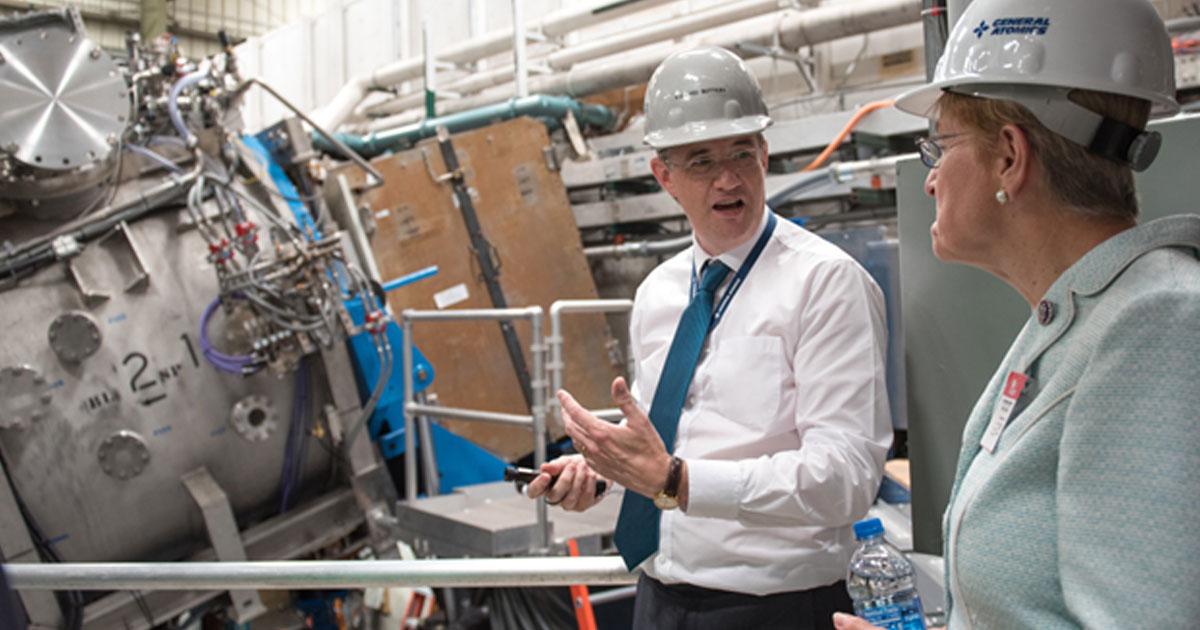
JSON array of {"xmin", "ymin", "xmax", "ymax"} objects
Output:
[{"xmin": 653, "ymin": 455, "xmax": 683, "ymax": 510}]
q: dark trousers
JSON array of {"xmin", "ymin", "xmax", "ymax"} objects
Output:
[{"xmin": 631, "ymin": 573, "xmax": 852, "ymax": 630}]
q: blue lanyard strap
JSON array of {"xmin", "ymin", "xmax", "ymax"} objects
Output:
[{"xmin": 690, "ymin": 212, "xmax": 777, "ymax": 330}]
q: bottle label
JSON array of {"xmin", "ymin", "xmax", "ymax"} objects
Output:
[
  {"xmin": 860, "ymin": 604, "xmax": 902, "ymax": 626},
  {"xmin": 857, "ymin": 599, "xmax": 926, "ymax": 630}
]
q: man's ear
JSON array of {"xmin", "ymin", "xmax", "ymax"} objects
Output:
[
  {"xmin": 650, "ymin": 156, "xmax": 677, "ymax": 199},
  {"xmin": 996, "ymin": 123, "xmax": 1032, "ymax": 199}
]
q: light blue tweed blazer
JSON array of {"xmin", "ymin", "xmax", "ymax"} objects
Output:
[{"xmin": 942, "ymin": 215, "xmax": 1200, "ymax": 629}]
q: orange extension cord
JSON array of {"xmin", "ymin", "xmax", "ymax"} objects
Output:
[
  {"xmin": 800, "ymin": 100, "xmax": 895, "ymax": 172},
  {"xmin": 567, "ymin": 539, "xmax": 598, "ymax": 630}
]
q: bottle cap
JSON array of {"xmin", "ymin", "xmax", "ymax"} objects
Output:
[{"xmin": 853, "ymin": 517, "xmax": 885, "ymax": 540}]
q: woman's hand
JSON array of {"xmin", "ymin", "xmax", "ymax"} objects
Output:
[{"xmin": 831, "ymin": 613, "xmax": 882, "ymax": 630}]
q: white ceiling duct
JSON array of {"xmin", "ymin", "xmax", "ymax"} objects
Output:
[
  {"xmin": 310, "ymin": 0, "xmax": 678, "ymax": 130},
  {"xmin": 361, "ymin": 0, "xmax": 790, "ymax": 121},
  {"xmin": 361, "ymin": 0, "xmax": 922, "ymax": 133}
]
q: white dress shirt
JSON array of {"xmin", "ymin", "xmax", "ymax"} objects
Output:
[{"xmin": 630, "ymin": 209, "xmax": 892, "ymax": 595}]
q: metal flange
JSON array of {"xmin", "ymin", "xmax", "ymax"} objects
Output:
[
  {"xmin": 229, "ymin": 395, "xmax": 279, "ymax": 442},
  {"xmin": 97, "ymin": 430, "xmax": 150, "ymax": 480},
  {"xmin": 0, "ymin": 365, "xmax": 52, "ymax": 430},
  {"xmin": 48, "ymin": 311, "xmax": 102, "ymax": 362}
]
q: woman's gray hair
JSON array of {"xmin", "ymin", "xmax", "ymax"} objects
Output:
[{"xmin": 937, "ymin": 90, "xmax": 1151, "ymax": 221}]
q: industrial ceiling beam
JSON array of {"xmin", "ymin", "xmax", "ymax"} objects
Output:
[{"xmin": 0, "ymin": 0, "xmax": 226, "ymax": 43}]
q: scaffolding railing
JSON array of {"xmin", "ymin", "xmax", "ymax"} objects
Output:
[{"xmin": 5, "ymin": 556, "xmax": 637, "ymax": 590}]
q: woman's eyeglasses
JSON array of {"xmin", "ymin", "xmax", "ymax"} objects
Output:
[{"xmin": 916, "ymin": 133, "xmax": 966, "ymax": 168}]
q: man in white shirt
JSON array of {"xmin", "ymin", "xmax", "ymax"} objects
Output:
[{"xmin": 528, "ymin": 46, "xmax": 892, "ymax": 629}]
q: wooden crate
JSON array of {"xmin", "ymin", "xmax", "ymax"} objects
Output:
[{"xmin": 339, "ymin": 118, "xmax": 623, "ymax": 461}]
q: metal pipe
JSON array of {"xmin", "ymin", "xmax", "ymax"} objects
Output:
[
  {"xmin": 382, "ymin": 265, "xmax": 439, "ymax": 292},
  {"xmin": 512, "ymin": 0, "xmax": 529, "ymax": 98},
  {"xmin": 921, "ymin": 0, "xmax": 949, "ymax": 83},
  {"xmin": 1166, "ymin": 15, "xmax": 1200, "ymax": 35},
  {"xmin": 583, "ymin": 234, "xmax": 692, "ymax": 259},
  {"xmin": 4, "ymin": 157, "xmax": 203, "ymax": 263},
  {"xmin": 802, "ymin": 207, "xmax": 897, "ymax": 227},
  {"xmin": 232, "ymin": 77, "xmax": 384, "ymax": 188},
  {"xmin": 405, "ymin": 403, "xmax": 533, "ymax": 428},
  {"xmin": 328, "ymin": 174, "xmax": 382, "ymax": 283},
  {"xmin": 415, "ymin": 391, "xmax": 441, "ymax": 496},
  {"xmin": 547, "ymin": 300, "xmax": 634, "ymax": 426},
  {"xmin": 403, "ymin": 317, "xmax": 417, "ymax": 503},
  {"xmin": 319, "ymin": 95, "xmax": 615, "ymax": 159},
  {"xmin": 0, "ymin": 6, "xmax": 78, "ymax": 33},
  {"xmin": 365, "ymin": 0, "xmax": 786, "ymax": 118},
  {"xmin": 312, "ymin": 0, "xmax": 676, "ymax": 129},
  {"xmin": 370, "ymin": 0, "xmax": 922, "ymax": 126},
  {"xmin": 399, "ymin": 306, "xmax": 550, "ymax": 544},
  {"xmin": 404, "ymin": 307, "xmax": 540, "ymax": 322},
  {"xmin": 829, "ymin": 153, "xmax": 913, "ymax": 183},
  {"xmin": 528, "ymin": 306, "xmax": 548, "ymax": 548},
  {"xmin": 947, "ymin": 0, "xmax": 971, "ymax": 31},
  {"xmin": 6, "ymin": 557, "xmax": 637, "ymax": 591},
  {"xmin": 423, "ymin": 18, "xmax": 437, "ymax": 118},
  {"xmin": 364, "ymin": 0, "xmax": 916, "ymax": 126},
  {"xmin": 588, "ymin": 584, "xmax": 638, "ymax": 606}
]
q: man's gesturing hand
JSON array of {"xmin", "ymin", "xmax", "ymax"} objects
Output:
[{"xmin": 557, "ymin": 377, "xmax": 673, "ymax": 499}]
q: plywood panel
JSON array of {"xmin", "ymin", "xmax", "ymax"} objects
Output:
[{"xmin": 340, "ymin": 117, "xmax": 623, "ymax": 460}]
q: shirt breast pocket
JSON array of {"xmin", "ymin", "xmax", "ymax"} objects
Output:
[{"xmin": 709, "ymin": 336, "xmax": 786, "ymax": 427}]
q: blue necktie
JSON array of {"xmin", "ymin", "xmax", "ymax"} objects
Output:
[{"xmin": 613, "ymin": 259, "xmax": 731, "ymax": 570}]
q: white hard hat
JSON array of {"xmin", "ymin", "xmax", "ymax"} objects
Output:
[
  {"xmin": 895, "ymin": 0, "xmax": 1179, "ymax": 171},
  {"xmin": 643, "ymin": 46, "xmax": 772, "ymax": 150}
]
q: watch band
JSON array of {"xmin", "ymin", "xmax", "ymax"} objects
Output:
[
  {"xmin": 653, "ymin": 455, "xmax": 684, "ymax": 510},
  {"xmin": 662, "ymin": 455, "xmax": 683, "ymax": 499}
]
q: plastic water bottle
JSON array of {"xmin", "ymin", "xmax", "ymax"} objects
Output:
[{"xmin": 846, "ymin": 517, "xmax": 926, "ymax": 630}]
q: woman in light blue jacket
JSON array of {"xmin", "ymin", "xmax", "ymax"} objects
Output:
[{"xmin": 837, "ymin": 0, "xmax": 1200, "ymax": 628}]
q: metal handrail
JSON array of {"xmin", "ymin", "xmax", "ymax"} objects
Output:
[
  {"xmin": 5, "ymin": 556, "xmax": 636, "ymax": 591},
  {"xmin": 401, "ymin": 306, "xmax": 550, "ymax": 549},
  {"xmin": 547, "ymin": 299, "xmax": 634, "ymax": 425},
  {"xmin": 404, "ymin": 403, "xmax": 533, "ymax": 427},
  {"xmin": 398, "ymin": 301, "xmax": 632, "ymax": 553}
]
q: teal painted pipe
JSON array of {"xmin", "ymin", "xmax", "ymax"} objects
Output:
[{"xmin": 315, "ymin": 95, "xmax": 617, "ymax": 159}]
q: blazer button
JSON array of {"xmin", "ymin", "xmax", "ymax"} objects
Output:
[{"xmin": 1037, "ymin": 299, "xmax": 1055, "ymax": 325}]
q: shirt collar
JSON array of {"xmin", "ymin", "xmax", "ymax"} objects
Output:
[{"xmin": 692, "ymin": 207, "xmax": 772, "ymax": 274}]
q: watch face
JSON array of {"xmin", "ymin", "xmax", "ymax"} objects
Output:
[{"xmin": 654, "ymin": 492, "xmax": 678, "ymax": 510}]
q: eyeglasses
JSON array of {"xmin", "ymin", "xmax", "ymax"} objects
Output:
[
  {"xmin": 916, "ymin": 133, "xmax": 966, "ymax": 168},
  {"xmin": 663, "ymin": 146, "xmax": 763, "ymax": 179}
]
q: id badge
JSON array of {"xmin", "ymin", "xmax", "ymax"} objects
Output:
[{"xmin": 980, "ymin": 371, "xmax": 1027, "ymax": 454}]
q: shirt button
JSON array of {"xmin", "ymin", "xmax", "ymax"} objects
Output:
[
  {"xmin": 1037, "ymin": 299, "xmax": 1055, "ymax": 325},
  {"xmin": 685, "ymin": 394, "xmax": 697, "ymax": 408}
]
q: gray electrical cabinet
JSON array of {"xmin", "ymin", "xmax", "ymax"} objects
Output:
[{"xmin": 898, "ymin": 112, "xmax": 1200, "ymax": 553}]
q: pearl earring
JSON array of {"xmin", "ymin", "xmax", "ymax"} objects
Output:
[{"xmin": 995, "ymin": 189, "xmax": 1009, "ymax": 204}]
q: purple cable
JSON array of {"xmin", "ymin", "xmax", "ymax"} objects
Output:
[
  {"xmin": 199, "ymin": 297, "xmax": 256, "ymax": 373},
  {"xmin": 279, "ymin": 359, "xmax": 310, "ymax": 513}
]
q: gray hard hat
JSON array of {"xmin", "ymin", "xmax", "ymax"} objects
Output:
[{"xmin": 643, "ymin": 46, "xmax": 773, "ymax": 150}]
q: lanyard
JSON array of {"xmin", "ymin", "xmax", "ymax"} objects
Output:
[{"xmin": 690, "ymin": 212, "xmax": 777, "ymax": 330}]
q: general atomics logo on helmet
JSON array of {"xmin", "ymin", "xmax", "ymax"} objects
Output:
[
  {"xmin": 973, "ymin": 16, "xmax": 1051, "ymax": 38},
  {"xmin": 894, "ymin": 0, "xmax": 1179, "ymax": 172}
]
